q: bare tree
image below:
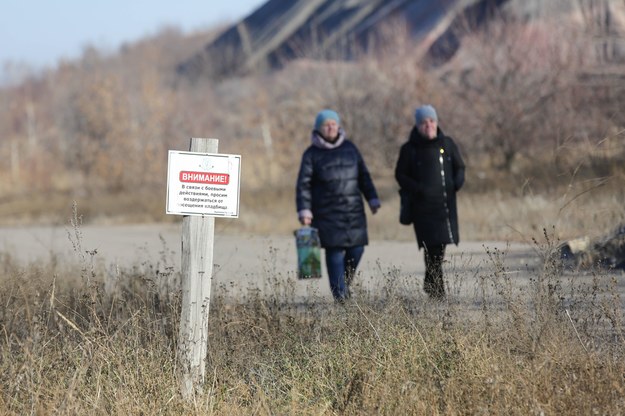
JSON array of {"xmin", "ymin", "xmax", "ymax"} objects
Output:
[{"xmin": 436, "ymin": 17, "xmax": 592, "ymax": 176}]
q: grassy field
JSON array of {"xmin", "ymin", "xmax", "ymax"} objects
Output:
[
  {"xmin": 1, "ymin": 221, "xmax": 624, "ymax": 415},
  {"xmin": 2, "ymin": 8, "xmax": 625, "ymax": 413}
]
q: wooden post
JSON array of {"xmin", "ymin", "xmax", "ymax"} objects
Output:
[{"xmin": 178, "ymin": 137, "xmax": 218, "ymax": 399}]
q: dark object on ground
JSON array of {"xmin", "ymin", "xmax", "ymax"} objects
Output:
[{"xmin": 559, "ymin": 224, "xmax": 625, "ymax": 270}]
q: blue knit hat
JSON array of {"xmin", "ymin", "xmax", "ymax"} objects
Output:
[
  {"xmin": 414, "ymin": 105, "xmax": 438, "ymax": 125},
  {"xmin": 314, "ymin": 109, "xmax": 340, "ymax": 130}
]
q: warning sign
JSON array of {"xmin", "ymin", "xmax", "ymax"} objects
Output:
[{"xmin": 166, "ymin": 150, "xmax": 241, "ymax": 217}]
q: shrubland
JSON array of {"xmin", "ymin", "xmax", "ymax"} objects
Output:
[
  {"xmin": 1, "ymin": 18, "xmax": 624, "ymax": 241},
  {"xmin": 1, "ymin": 16, "xmax": 625, "ymax": 414},
  {"xmin": 0, "ymin": 223, "xmax": 624, "ymax": 414}
]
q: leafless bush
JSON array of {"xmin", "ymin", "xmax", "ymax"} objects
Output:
[
  {"xmin": 437, "ymin": 18, "xmax": 590, "ymax": 173},
  {"xmin": 0, "ymin": 13, "xmax": 624, "ymax": 232}
]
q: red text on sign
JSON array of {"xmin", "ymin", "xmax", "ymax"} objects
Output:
[{"xmin": 179, "ymin": 171, "xmax": 230, "ymax": 185}]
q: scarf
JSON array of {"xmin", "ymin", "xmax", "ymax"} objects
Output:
[{"xmin": 311, "ymin": 128, "xmax": 346, "ymax": 149}]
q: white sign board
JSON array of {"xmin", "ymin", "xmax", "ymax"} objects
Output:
[{"xmin": 166, "ymin": 150, "xmax": 241, "ymax": 217}]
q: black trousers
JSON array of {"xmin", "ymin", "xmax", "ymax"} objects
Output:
[{"xmin": 423, "ymin": 243, "xmax": 446, "ymax": 299}]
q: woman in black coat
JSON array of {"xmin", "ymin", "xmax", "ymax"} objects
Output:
[
  {"xmin": 395, "ymin": 105, "xmax": 465, "ymax": 299},
  {"xmin": 296, "ymin": 109, "xmax": 381, "ymax": 302}
]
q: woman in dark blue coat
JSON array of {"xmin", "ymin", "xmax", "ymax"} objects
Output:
[
  {"xmin": 296, "ymin": 109, "xmax": 381, "ymax": 302},
  {"xmin": 395, "ymin": 105, "xmax": 465, "ymax": 300}
]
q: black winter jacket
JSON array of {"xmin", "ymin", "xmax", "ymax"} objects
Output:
[
  {"xmin": 395, "ymin": 127, "xmax": 465, "ymax": 248},
  {"xmin": 296, "ymin": 138, "xmax": 378, "ymax": 248}
]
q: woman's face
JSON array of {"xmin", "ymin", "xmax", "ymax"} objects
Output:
[
  {"xmin": 320, "ymin": 119, "xmax": 339, "ymax": 141},
  {"xmin": 417, "ymin": 118, "xmax": 437, "ymax": 139}
]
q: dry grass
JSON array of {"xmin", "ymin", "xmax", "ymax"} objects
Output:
[
  {"xmin": 1, "ymin": 22, "xmax": 625, "ymax": 412},
  {"xmin": 1, "ymin": 176, "xmax": 623, "ymax": 245},
  {"xmin": 459, "ymin": 181, "xmax": 625, "ymax": 243},
  {"xmin": 1, "ymin": 223, "xmax": 624, "ymax": 415}
]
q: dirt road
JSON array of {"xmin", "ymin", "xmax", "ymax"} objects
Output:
[{"xmin": 1, "ymin": 223, "xmax": 542, "ymax": 302}]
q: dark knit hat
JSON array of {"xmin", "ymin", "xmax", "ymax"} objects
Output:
[
  {"xmin": 314, "ymin": 109, "xmax": 340, "ymax": 130},
  {"xmin": 414, "ymin": 105, "xmax": 438, "ymax": 125}
]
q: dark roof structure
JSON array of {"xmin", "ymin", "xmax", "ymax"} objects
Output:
[{"xmin": 177, "ymin": 0, "xmax": 625, "ymax": 80}]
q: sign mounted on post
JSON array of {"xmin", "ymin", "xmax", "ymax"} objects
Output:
[{"xmin": 166, "ymin": 150, "xmax": 241, "ymax": 217}]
